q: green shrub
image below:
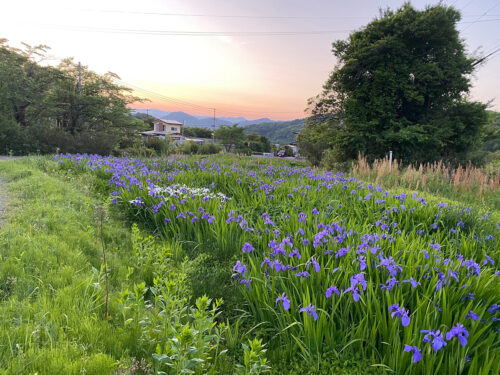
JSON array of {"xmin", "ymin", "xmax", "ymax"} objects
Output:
[
  {"xmin": 179, "ymin": 141, "xmax": 199, "ymax": 155},
  {"xmin": 198, "ymin": 142, "xmax": 222, "ymax": 155}
]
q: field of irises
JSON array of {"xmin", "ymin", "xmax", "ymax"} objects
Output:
[{"xmin": 56, "ymin": 154, "xmax": 499, "ymax": 374}]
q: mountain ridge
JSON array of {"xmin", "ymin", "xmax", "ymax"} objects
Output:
[{"xmin": 132, "ymin": 108, "xmax": 295, "ymax": 127}]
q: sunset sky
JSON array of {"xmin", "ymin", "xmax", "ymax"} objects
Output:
[{"xmin": 1, "ymin": 0, "xmax": 499, "ymax": 120}]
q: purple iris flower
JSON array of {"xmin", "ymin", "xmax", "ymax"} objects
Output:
[
  {"xmin": 380, "ymin": 277, "xmax": 400, "ymax": 291},
  {"xmin": 466, "ymin": 310, "xmax": 480, "ymax": 321},
  {"xmin": 275, "ymin": 293, "xmax": 290, "ymax": 311},
  {"xmin": 326, "ymin": 286, "xmax": 340, "ymax": 298},
  {"xmin": 421, "ymin": 329, "xmax": 447, "ymax": 351},
  {"xmin": 288, "ymin": 248, "xmax": 301, "ymax": 259},
  {"xmin": 232, "ymin": 261, "xmax": 247, "ymax": 279},
  {"xmin": 299, "ymin": 304, "xmax": 318, "ymax": 320},
  {"xmin": 446, "ymin": 323, "xmax": 468, "ymax": 346},
  {"xmin": 296, "ymin": 228, "xmax": 305, "ymax": 236},
  {"xmin": 488, "ymin": 304, "xmax": 499, "ymax": 313},
  {"xmin": 351, "ymin": 273, "xmax": 367, "ymax": 291},
  {"xmin": 377, "ymin": 255, "xmax": 402, "ymax": 277},
  {"xmin": 345, "ymin": 285, "xmax": 361, "ymax": 302},
  {"xmin": 483, "ymin": 255, "xmax": 494, "ymax": 266},
  {"xmin": 357, "ymin": 256, "xmax": 367, "ymax": 271},
  {"xmin": 461, "ymin": 259, "xmax": 480, "ymax": 276},
  {"xmin": 389, "ymin": 304, "xmax": 410, "ymax": 327},
  {"xmin": 402, "ymin": 278, "xmax": 421, "ymax": 288},
  {"xmin": 240, "ymin": 279, "xmax": 252, "ymax": 289},
  {"xmin": 295, "ymin": 271, "xmax": 310, "ymax": 279},
  {"xmin": 242, "ymin": 242, "xmax": 254, "ymax": 253},
  {"xmin": 404, "ymin": 345, "xmax": 422, "ymax": 363},
  {"xmin": 307, "ymin": 257, "xmax": 321, "ymax": 273},
  {"xmin": 335, "ymin": 246, "xmax": 350, "ymax": 258},
  {"xmin": 460, "ymin": 293, "xmax": 475, "ymax": 301}
]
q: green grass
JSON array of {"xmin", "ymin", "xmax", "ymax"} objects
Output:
[{"xmin": 0, "ymin": 158, "xmax": 130, "ymax": 373}]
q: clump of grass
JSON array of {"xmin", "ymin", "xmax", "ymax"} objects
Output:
[{"xmin": 351, "ymin": 154, "xmax": 500, "ymax": 209}]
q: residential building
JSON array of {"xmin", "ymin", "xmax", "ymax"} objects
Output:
[{"xmin": 140, "ymin": 119, "xmax": 183, "ymax": 140}]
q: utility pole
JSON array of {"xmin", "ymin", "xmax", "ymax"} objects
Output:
[
  {"xmin": 181, "ymin": 120, "xmax": 185, "ymax": 144},
  {"xmin": 210, "ymin": 108, "xmax": 216, "ymax": 141},
  {"xmin": 78, "ymin": 62, "xmax": 82, "ymax": 96}
]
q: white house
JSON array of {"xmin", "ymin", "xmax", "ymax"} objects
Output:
[{"xmin": 140, "ymin": 119, "xmax": 183, "ymax": 140}]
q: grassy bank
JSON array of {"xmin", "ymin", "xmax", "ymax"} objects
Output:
[{"xmin": 0, "ymin": 157, "xmax": 130, "ymax": 373}]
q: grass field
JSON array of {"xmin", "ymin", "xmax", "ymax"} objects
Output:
[{"xmin": 0, "ymin": 155, "xmax": 498, "ymax": 375}]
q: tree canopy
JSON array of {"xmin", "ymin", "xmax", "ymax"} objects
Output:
[
  {"xmin": 214, "ymin": 124, "xmax": 245, "ymax": 152},
  {"xmin": 0, "ymin": 40, "xmax": 147, "ymax": 155},
  {"xmin": 301, "ymin": 3, "xmax": 488, "ymax": 166}
]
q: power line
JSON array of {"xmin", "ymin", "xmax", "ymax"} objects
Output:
[
  {"xmin": 55, "ymin": 26, "xmax": 353, "ymax": 37},
  {"xmin": 53, "ymin": 17, "xmax": 500, "ymax": 38},
  {"xmin": 80, "ymin": 8, "xmax": 500, "ymax": 20},
  {"xmin": 121, "ymin": 81, "xmax": 211, "ymax": 111},
  {"xmin": 461, "ymin": 0, "xmax": 500, "ymax": 31},
  {"xmin": 472, "ymin": 46, "xmax": 500, "ymax": 66},
  {"xmin": 122, "ymin": 81, "xmax": 304, "ymax": 118},
  {"xmin": 80, "ymin": 8, "xmax": 372, "ymax": 20}
]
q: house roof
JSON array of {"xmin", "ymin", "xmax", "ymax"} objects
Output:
[
  {"xmin": 154, "ymin": 119, "xmax": 183, "ymax": 125},
  {"xmin": 140, "ymin": 131, "xmax": 181, "ymax": 136}
]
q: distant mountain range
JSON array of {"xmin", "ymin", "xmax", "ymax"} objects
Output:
[{"xmin": 132, "ymin": 108, "xmax": 277, "ymax": 127}]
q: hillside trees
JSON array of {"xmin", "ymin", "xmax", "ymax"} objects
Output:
[
  {"xmin": 0, "ymin": 40, "xmax": 146, "ymax": 155},
  {"xmin": 301, "ymin": 3, "xmax": 488, "ymax": 166}
]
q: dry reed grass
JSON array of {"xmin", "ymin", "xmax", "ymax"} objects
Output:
[{"xmin": 351, "ymin": 154, "xmax": 499, "ymax": 198}]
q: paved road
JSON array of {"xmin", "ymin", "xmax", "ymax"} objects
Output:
[{"xmin": 0, "ymin": 156, "xmax": 21, "ymax": 160}]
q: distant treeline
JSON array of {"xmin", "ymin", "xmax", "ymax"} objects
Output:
[
  {"xmin": 243, "ymin": 119, "xmax": 304, "ymax": 144},
  {"xmin": 0, "ymin": 40, "xmax": 148, "ymax": 155}
]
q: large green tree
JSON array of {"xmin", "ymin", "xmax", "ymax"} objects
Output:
[
  {"xmin": 303, "ymin": 3, "xmax": 488, "ymax": 165},
  {"xmin": 0, "ymin": 40, "xmax": 146, "ymax": 155},
  {"xmin": 214, "ymin": 124, "xmax": 245, "ymax": 152}
]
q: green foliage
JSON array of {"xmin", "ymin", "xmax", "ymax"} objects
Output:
[
  {"xmin": 306, "ymin": 4, "xmax": 488, "ymax": 166},
  {"xmin": 215, "ymin": 125, "xmax": 246, "ymax": 152},
  {"xmin": 245, "ymin": 132, "xmax": 272, "ymax": 153},
  {"xmin": 0, "ymin": 158, "xmax": 132, "ymax": 374},
  {"xmin": 143, "ymin": 137, "xmax": 174, "ymax": 156},
  {"xmin": 183, "ymin": 127, "xmax": 214, "ymax": 139},
  {"xmin": 179, "ymin": 141, "xmax": 200, "ymax": 155},
  {"xmin": 198, "ymin": 142, "xmax": 223, "ymax": 155},
  {"xmin": 0, "ymin": 40, "xmax": 146, "ymax": 155},
  {"xmin": 235, "ymin": 339, "xmax": 271, "ymax": 375},
  {"xmin": 296, "ymin": 115, "xmax": 338, "ymax": 165}
]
